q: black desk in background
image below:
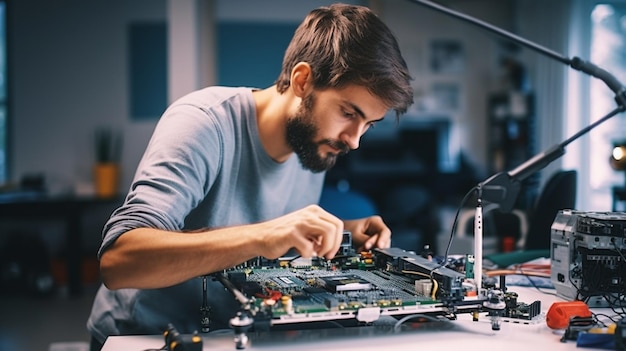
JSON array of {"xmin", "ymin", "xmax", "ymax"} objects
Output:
[{"xmin": 0, "ymin": 193, "xmax": 122, "ymax": 296}]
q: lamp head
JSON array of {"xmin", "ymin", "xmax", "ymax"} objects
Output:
[{"xmin": 610, "ymin": 143, "xmax": 626, "ymax": 170}]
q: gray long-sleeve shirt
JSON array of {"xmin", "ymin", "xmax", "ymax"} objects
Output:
[{"xmin": 87, "ymin": 86, "xmax": 324, "ymax": 343}]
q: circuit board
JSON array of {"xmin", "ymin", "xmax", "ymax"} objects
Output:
[{"xmin": 216, "ymin": 246, "xmax": 485, "ymax": 330}]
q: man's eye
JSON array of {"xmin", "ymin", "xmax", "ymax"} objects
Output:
[
  {"xmin": 364, "ymin": 121, "xmax": 376, "ymax": 131},
  {"xmin": 342, "ymin": 110, "xmax": 356, "ymax": 119}
]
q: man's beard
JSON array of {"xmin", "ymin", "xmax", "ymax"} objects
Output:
[{"xmin": 286, "ymin": 93, "xmax": 350, "ymax": 173}]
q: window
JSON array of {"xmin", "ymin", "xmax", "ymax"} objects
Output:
[{"xmin": 588, "ymin": 3, "xmax": 626, "ymax": 210}]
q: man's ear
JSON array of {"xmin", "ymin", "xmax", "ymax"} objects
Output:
[{"xmin": 290, "ymin": 62, "xmax": 313, "ymax": 98}]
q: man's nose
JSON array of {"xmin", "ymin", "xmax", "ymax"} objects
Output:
[{"xmin": 340, "ymin": 124, "xmax": 364, "ymax": 150}]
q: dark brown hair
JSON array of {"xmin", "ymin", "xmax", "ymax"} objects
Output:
[{"xmin": 275, "ymin": 4, "xmax": 414, "ymax": 116}]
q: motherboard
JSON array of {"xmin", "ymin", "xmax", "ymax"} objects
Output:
[
  {"xmin": 208, "ymin": 237, "xmax": 542, "ymax": 349},
  {"xmin": 217, "ymin": 247, "xmax": 481, "ymax": 327}
]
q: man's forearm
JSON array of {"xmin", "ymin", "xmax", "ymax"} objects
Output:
[{"xmin": 99, "ymin": 226, "xmax": 262, "ymax": 290}]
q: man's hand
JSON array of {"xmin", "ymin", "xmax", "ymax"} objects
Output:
[
  {"xmin": 343, "ymin": 216, "xmax": 391, "ymax": 252},
  {"xmin": 259, "ymin": 205, "xmax": 345, "ymax": 260}
]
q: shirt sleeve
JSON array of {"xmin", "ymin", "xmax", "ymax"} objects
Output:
[{"xmin": 98, "ymin": 103, "xmax": 224, "ymax": 258}]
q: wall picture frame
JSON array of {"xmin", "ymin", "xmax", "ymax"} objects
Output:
[{"xmin": 430, "ymin": 39, "xmax": 465, "ymax": 74}]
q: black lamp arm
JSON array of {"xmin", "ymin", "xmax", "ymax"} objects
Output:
[{"xmin": 409, "ymin": 0, "xmax": 626, "ymax": 213}]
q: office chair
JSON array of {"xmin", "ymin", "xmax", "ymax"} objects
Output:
[
  {"xmin": 483, "ymin": 169, "xmax": 577, "ymax": 268},
  {"xmin": 522, "ymin": 169, "xmax": 577, "ymax": 251}
]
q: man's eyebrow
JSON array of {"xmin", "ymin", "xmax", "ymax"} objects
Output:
[{"xmin": 344, "ymin": 101, "xmax": 385, "ymax": 123}]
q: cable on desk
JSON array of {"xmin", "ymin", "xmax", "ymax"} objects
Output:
[
  {"xmin": 432, "ymin": 186, "xmax": 478, "ymax": 275},
  {"xmin": 592, "ymin": 312, "xmax": 623, "ymax": 326},
  {"xmin": 484, "ymin": 265, "xmax": 558, "ymax": 295},
  {"xmin": 484, "ymin": 269, "xmax": 550, "ymax": 279},
  {"xmin": 392, "ymin": 313, "xmax": 448, "ymax": 332},
  {"xmin": 603, "ymin": 293, "xmax": 626, "ymax": 316}
]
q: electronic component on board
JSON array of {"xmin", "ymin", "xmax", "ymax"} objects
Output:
[{"xmin": 319, "ymin": 274, "xmax": 372, "ymax": 292}]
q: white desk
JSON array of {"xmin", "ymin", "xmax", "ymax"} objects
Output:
[{"xmin": 102, "ymin": 286, "xmax": 614, "ymax": 351}]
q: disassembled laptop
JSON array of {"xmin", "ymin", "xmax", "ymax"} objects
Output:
[{"xmin": 201, "ymin": 232, "xmax": 542, "ymax": 349}]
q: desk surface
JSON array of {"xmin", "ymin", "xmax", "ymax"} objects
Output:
[{"xmin": 102, "ymin": 286, "xmax": 615, "ymax": 351}]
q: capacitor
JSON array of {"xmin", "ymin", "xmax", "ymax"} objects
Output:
[{"xmin": 281, "ymin": 295, "xmax": 294, "ymax": 314}]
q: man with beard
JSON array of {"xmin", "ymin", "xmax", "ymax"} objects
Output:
[{"xmin": 87, "ymin": 3, "xmax": 413, "ymax": 350}]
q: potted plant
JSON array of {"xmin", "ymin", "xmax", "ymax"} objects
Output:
[{"xmin": 93, "ymin": 126, "xmax": 122, "ymax": 198}]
